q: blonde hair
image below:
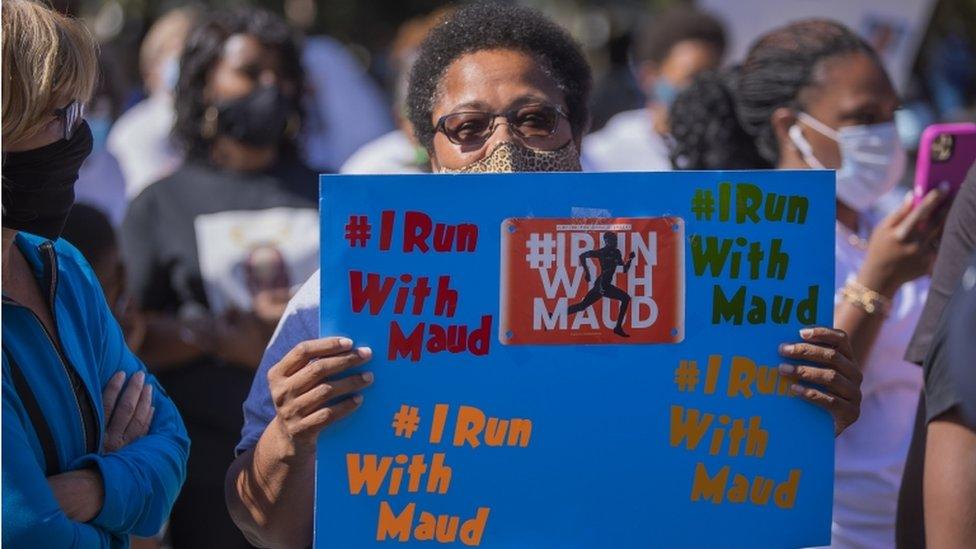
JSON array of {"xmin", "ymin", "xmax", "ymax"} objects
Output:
[{"xmin": 2, "ymin": 0, "xmax": 98, "ymax": 145}]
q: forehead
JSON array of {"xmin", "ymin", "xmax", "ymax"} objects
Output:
[
  {"xmin": 803, "ymin": 52, "xmax": 896, "ymax": 110},
  {"xmin": 434, "ymin": 49, "xmax": 566, "ymax": 115},
  {"xmin": 221, "ymin": 34, "xmax": 271, "ymax": 64}
]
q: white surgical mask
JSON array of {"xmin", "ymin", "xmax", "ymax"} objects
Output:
[{"xmin": 788, "ymin": 111, "xmax": 906, "ymax": 212}]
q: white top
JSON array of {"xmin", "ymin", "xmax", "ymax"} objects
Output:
[
  {"xmin": 826, "ymin": 221, "xmax": 927, "ymax": 549},
  {"xmin": 582, "ymin": 108, "xmax": 673, "ymax": 172},
  {"xmin": 74, "ymin": 149, "xmax": 127, "ymax": 226},
  {"xmin": 106, "ymin": 93, "xmax": 183, "ymax": 199},
  {"xmin": 339, "ymin": 130, "xmax": 423, "ymax": 174}
]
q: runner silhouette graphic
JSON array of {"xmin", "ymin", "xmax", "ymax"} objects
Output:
[{"xmin": 567, "ymin": 232, "xmax": 636, "ymax": 337}]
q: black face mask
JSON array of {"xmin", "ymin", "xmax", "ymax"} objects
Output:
[
  {"xmin": 214, "ymin": 85, "xmax": 296, "ymax": 147},
  {"xmin": 2, "ymin": 120, "xmax": 93, "ymax": 240}
]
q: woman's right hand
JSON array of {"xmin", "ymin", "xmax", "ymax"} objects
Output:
[
  {"xmin": 267, "ymin": 337, "xmax": 373, "ymax": 449},
  {"xmin": 859, "ymin": 188, "xmax": 947, "ymax": 296}
]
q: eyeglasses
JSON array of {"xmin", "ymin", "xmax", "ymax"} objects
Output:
[
  {"xmin": 54, "ymin": 100, "xmax": 84, "ymax": 141},
  {"xmin": 435, "ymin": 104, "xmax": 568, "ymax": 147}
]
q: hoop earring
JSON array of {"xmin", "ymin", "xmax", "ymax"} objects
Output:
[{"xmin": 201, "ymin": 106, "xmax": 219, "ymax": 139}]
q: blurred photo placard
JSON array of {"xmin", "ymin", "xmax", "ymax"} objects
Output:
[{"xmin": 316, "ymin": 171, "xmax": 835, "ymax": 548}]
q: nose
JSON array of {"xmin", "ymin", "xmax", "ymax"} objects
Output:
[{"xmin": 483, "ymin": 116, "xmax": 517, "ymax": 151}]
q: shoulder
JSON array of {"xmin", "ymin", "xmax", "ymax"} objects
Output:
[
  {"xmin": 287, "ymin": 270, "xmax": 321, "ymax": 320},
  {"xmin": 49, "ymin": 237, "xmax": 103, "ymax": 297}
]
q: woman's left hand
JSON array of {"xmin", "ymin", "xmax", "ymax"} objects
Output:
[{"xmin": 777, "ymin": 327, "xmax": 862, "ymax": 436}]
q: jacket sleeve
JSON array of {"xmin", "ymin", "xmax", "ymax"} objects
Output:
[
  {"xmin": 1, "ymin": 379, "xmax": 120, "ymax": 547},
  {"xmin": 71, "ymin": 269, "xmax": 191, "ymax": 537}
]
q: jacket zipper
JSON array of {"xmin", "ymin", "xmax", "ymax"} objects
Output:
[{"xmin": 38, "ymin": 242, "xmax": 100, "ymax": 454}]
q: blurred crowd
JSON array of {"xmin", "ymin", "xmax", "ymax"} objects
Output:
[{"xmin": 3, "ymin": 0, "xmax": 975, "ymax": 548}]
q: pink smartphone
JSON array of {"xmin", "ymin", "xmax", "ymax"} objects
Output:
[{"xmin": 913, "ymin": 122, "xmax": 976, "ymax": 207}]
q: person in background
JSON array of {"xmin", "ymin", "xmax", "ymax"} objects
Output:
[
  {"xmin": 61, "ymin": 204, "xmax": 146, "ymax": 354},
  {"xmin": 896, "ymin": 164, "xmax": 976, "ymax": 548},
  {"xmin": 1, "ymin": 1, "xmax": 188, "ymax": 545},
  {"xmin": 339, "ymin": 8, "xmax": 455, "ymax": 174},
  {"xmin": 121, "ymin": 8, "xmax": 319, "ymax": 547},
  {"xmin": 299, "ymin": 35, "xmax": 393, "ymax": 172},
  {"xmin": 74, "ymin": 56, "xmax": 128, "ymax": 226},
  {"xmin": 584, "ymin": 6, "xmax": 725, "ymax": 172},
  {"xmin": 225, "ymin": 5, "xmax": 862, "ymax": 547},
  {"xmin": 107, "ymin": 7, "xmax": 195, "ymax": 200},
  {"xmin": 925, "ymin": 251, "xmax": 976, "ymax": 547},
  {"xmin": 669, "ymin": 20, "xmax": 947, "ymax": 548}
]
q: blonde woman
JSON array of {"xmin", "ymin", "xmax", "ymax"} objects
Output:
[{"xmin": 2, "ymin": 1, "xmax": 189, "ymax": 545}]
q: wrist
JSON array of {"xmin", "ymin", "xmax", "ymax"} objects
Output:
[
  {"xmin": 855, "ymin": 266, "xmax": 899, "ymax": 299},
  {"xmin": 268, "ymin": 416, "xmax": 316, "ymax": 462}
]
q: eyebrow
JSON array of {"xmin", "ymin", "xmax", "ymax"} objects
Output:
[{"xmin": 445, "ymin": 94, "xmax": 554, "ymax": 114}]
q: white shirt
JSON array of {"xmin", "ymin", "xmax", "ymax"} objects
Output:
[
  {"xmin": 106, "ymin": 93, "xmax": 183, "ymax": 199},
  {"xmin": 827, "ymin": 221, "xmax": 927, "ymax": 549},
  {"xmin": 339, "ymin": 130, "xmax": 423, "ymax": 174},
  {"xmin": 582, "ymin": 108, "xmax": 673, "ymax": 172}
]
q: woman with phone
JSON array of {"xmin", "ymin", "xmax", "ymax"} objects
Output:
[{"xmin": 669, "ymin": 20, "xmax": 946, "ymax": 548}]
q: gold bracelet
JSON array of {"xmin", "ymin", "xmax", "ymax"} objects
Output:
[{"xmin": 840, "ymin": 279, "xmax": 892, "ymax": 316}]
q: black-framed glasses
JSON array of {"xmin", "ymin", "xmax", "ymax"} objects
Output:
[
  {"xmin": 435, "ymin": 103, "xmax": 568, "ymax": 147},
  {"xmin": 54, "ymin": 100, "xmax": 84, "ymax": 141}
]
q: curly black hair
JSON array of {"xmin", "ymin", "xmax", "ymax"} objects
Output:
[
  {"xmin": 406, "ymin": 2, "xmax": 592, "ymax": 150},
  {"xmin": 669, "ymin": 67, "xmax": 769, "ymax": 170},
  {"xmin": 668, "ymin": 19, "xmax": 880, "ymax": 169},
  {"xmin": 173, "ymin": 8, "xmax": 304, "ymax": 157},
  {"xmin": 633, "ymin": 7, "xmax": 726, "ymax": 66}
]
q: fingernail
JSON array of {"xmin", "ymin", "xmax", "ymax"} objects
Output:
[
  {"xmin": 799, "ymin": 328, "xmax": 814, "ymax": 339},
  {"xmin": 338, "ymin": 337, "xmax": 353, "ymax": 349},
  {"xmin": 790, "ymin": 383, "xmax": 804, "ymax": 395},
  {"xmin": 779, "ymin": 363, "xmax": 795, "ymax": 375},
  {"xmin": 357, "ymin": 347, "xmax": 372, "ymax": 359},
  {"xmin": 361, "ymin": 371, "xmax": 374, "ymax": 383},
  {"xmin": 147, "ymin": 385, "xmax": 154, "ymax": 397},
  {"xmin": 779, "ymin": 343, "xmax": 795, "ymax": 354},
  {"xmin": 134, "ymin": 371, "xmax": 145, "ymax": 383},
  {"xmin": 353, "ymin": 394, "xmax": 364, "ymax": 404}
]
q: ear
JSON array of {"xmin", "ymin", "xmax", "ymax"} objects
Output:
[{"xmin": 770, "ymin": 107, "xmax": 799, "ymax": 156}]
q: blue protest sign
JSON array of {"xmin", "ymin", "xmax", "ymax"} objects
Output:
[{"xmin": 316, "ymin": 171, "xmax": 835, "ymax": 548}]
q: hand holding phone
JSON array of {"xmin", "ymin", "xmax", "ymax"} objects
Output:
[{"xmin": 913, "ymin": 123, "xmax": 976, "ymax": 208}]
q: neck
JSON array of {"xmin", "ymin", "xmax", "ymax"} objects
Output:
[
  {"xmin": 2, "ymin": 229, "xmax": 18, "ymax": 289},
  {"xmin": 210, "ymin": 138, "xmax": 279, "ymax": 172},
  {"xmin": 3, "ymin": 228, "xmax": 16, "ymax": 259}
]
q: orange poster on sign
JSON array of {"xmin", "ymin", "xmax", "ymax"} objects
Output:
[{"xmin": 499, "ymin": 217, "xmax": 685, "ymax": 345}]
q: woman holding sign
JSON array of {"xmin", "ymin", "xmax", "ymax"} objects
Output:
[
  {"xmin": 669, "ymin": 20, "xmax": 945, "ymax": 549},
  {"xmin": 225, "ymin": 5, "xmax": 863, "ymax": 547}
]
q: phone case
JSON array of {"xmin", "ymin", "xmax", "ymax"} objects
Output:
[{"xmin": 913, "ymin": 122, "xmax": 976, "ymax": 206}]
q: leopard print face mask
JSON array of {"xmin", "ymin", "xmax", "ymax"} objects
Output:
[{"xmin": 439, "ymin": 140, "xmax": 582, "ymax": 173}]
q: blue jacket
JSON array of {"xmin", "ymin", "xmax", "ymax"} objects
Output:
[{"xmin": 2, "ymin": 232, "xmax": 190, "ymax": 547}]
